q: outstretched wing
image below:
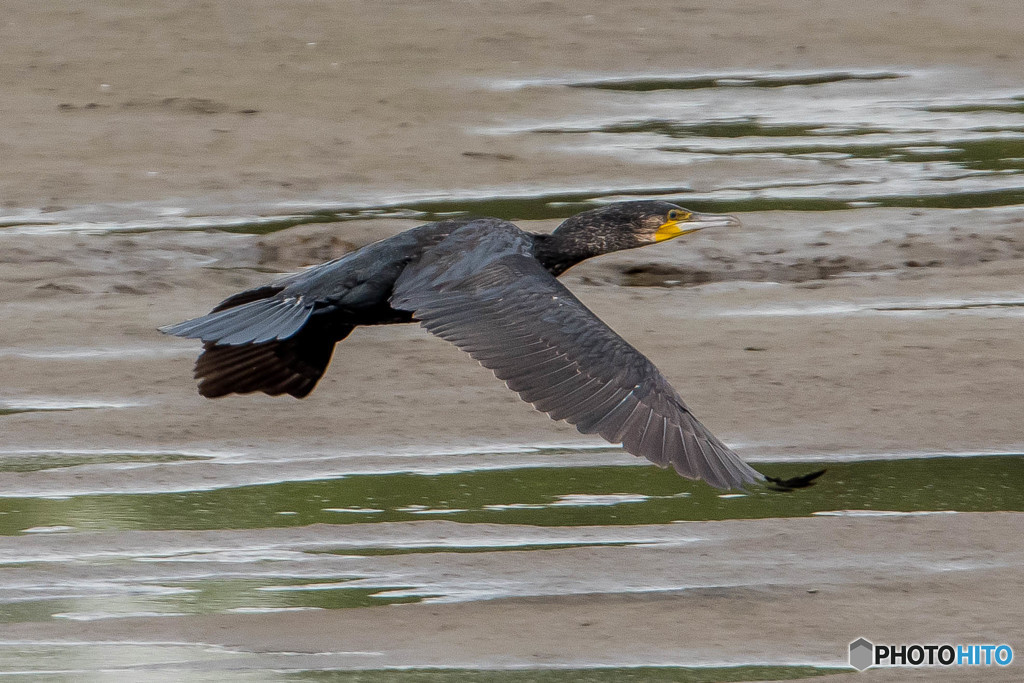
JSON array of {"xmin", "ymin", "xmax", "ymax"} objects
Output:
[{"xmin": 391, "ymin": 219, "xmax": 762, "ymax": 490}]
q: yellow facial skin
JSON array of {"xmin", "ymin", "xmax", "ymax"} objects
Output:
[
  {"xmin": 653, "ymin": 209, "xmax": 740, "ymax": 242},
  {"xmin": 653, "ymin": 210, "xmax": 695, "ymax": 242}
]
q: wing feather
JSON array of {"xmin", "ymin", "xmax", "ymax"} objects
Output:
[{"xmin": 391, "ymin": 219, "xmax": 762, "ymax": 489}]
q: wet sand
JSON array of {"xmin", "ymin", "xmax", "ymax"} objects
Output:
[
  {"xmin": 2, "ymin": 0, "xmax": 1024, "ymax": 211},
  {"xmin": 2, "ymin": 0, "xmax": 1024, "ymax": 679},
  {"xmin": 4, "ymin": 514, "xmax": 1022, "ymax": 680}
]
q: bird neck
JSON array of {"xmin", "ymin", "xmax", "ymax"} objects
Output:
[{"xmin": 530, "ymin": 232, "xmax": 601, "ymax": 277}]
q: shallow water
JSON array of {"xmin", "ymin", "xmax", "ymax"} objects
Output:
[
  {"xmin": 3, "ymin": 68, "xmax": 1024, "ymax": 234},
  {"xmin": 283, "ymin": 669, "xmax": 844, "ymax": 683},
  {"xmin": 703, "ymin": 294, "xmax": 1024, "ymax": 318},
  {"xmin": 0, "ymin": 452, "xmax": 1018, "ymax": 621},
  {"xmin": 0, "ymin": 647, "xmax": 842, "ymax": 683},
  {"xmin": 0, "ymin": 445, "xmax": 1015, "ymax": 678},
  {"xmin": 0, "ymin": 454, "xmax": 1021, "ymax": 536},
  {"xmin": 0, "ymin": 398, "xmax": 143, "ymax": 417}
]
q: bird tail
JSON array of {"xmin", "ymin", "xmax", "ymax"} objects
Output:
[
  {"xmin": 159, "ymin": 296, "xmax": 314, "ymax": 346},
  {"xmin": 191, "ymin": 332, "xmax": 343, "ymax": 398},
  {"xmin": 161, "ymin": 292, "xmax": 346, "ymax": 398}
]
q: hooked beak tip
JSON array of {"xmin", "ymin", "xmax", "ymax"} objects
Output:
[{"xmin": 688, "ymin": 212, "xmax": 742, "ymax": 230}]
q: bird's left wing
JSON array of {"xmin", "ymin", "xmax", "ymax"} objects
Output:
[{"xmin": 391, "ymin": 219, "xmax": 762, "ymax": 490}]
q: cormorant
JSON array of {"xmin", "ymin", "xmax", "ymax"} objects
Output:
[{"xmin": 161, "ymin": 201, "xmax": 763, "ymax": 489}]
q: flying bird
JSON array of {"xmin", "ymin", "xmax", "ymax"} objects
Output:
[{"xmin": 161, "ymin": 201, "xmax": 763, "ymax": 489}]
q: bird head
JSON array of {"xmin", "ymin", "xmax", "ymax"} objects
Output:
[{"xmin": 551, "ymin": 200, "xmax": 740, "ymax": 254}]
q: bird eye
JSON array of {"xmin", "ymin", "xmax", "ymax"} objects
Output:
[{"xmin": 667, "ymin": 210, "xmax": 679, "ymax": 220}]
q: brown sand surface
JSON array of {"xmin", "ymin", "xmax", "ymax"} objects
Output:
[
  {"xmin": 3, "ymin": 0, "xmax": 1024, "ymax": 210},
  {"xmin": 1, "ymin": 0, "xmax": 1023, "ymax": 679}
]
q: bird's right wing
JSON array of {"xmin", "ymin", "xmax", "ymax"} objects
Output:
[{"xmin": 391, "ymin": 220, "xmax": 762, "ymax": 490}]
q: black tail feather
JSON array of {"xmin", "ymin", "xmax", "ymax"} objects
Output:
[
  {"xmin": 194, "ymin": 327, "xmax": 349, "ymax": 398},
  {"xmin": 162, "ymin": 281, "xmax": 348, "ymax": 398}
]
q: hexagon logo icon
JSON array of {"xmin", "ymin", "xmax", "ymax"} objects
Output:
[{"xmin": 849, "ymin": 637, "xmax": 873, "ymax": 670}]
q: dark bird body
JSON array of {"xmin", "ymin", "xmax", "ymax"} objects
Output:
[{"xmin": 162, "ymin": 201, "xmax": 763, "ymax": 489}]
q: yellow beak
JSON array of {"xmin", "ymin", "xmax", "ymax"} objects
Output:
[{"xmin": 654, "ymin": 212, "xmax": 742, "ymax": 242}]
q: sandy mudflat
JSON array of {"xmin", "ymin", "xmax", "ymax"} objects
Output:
[
  {"xmin": 3, "ymin": 0, "xmax": 1024, "ymax": 210},
  {"xmin": 4, "ymin": 514, "xmax": 1022, "ymax": 680},
  {"xmin": 1, "ymin": 0, "xmax": 1023, "ymax": 679}
]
